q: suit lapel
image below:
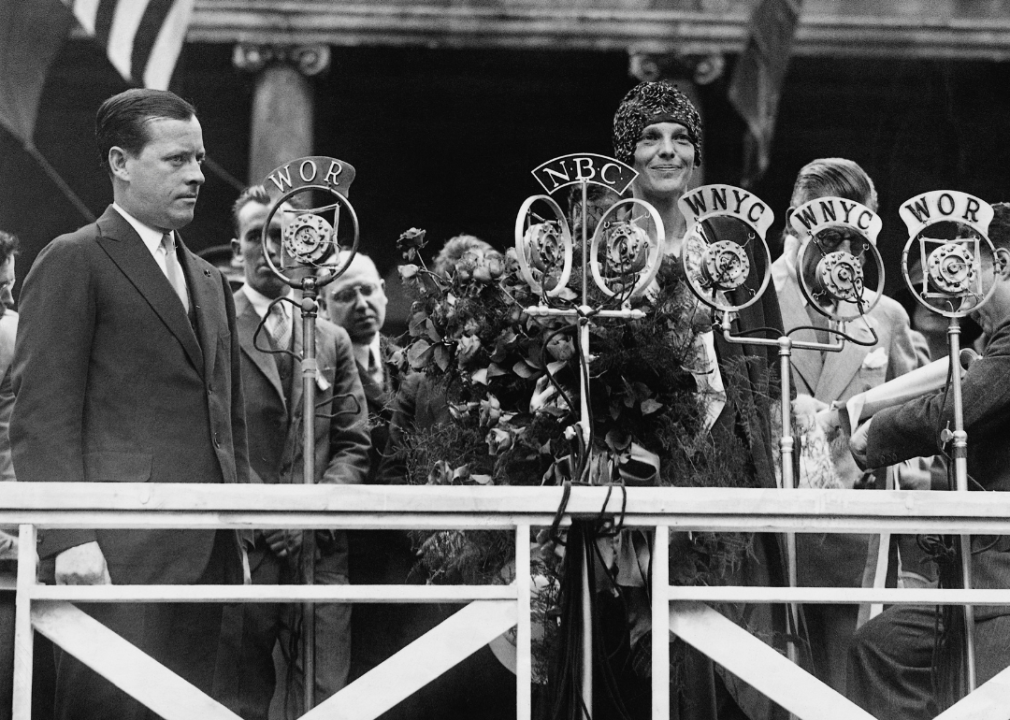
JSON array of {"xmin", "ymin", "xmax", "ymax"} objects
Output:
[
  {"xmin": 179, "ymin": 241, "xmax": 216, "ymax": 379},
  {"xmin": 773, "ymin": 261, "xmax": 822, "ymax": 395},
  {"xmin": 235, "ymin": 292, "xmax": 286, "ymax": 405},
  {"xmin": 95, "ymin": 207, "xmax": 204, "ymax": 375},
  {"xmin": 815, "ymin": 314, "xmax": 878, "ymax": 401}
]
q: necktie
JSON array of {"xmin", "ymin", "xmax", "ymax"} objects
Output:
[
  {"xmin": 268, "ymin": 303, "xmax": 292, "ymax": 352},
  {"xmin": 161, "ymin": 233, "xmax": 189, "ymax": 313},
  {"xmin": 368, "ymin": 348, "xmax": 384, "ymax": 387}
]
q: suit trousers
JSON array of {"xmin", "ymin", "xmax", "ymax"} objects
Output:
[
  {"xmin": 50, "ymin": 531, "xmax": 234, "ymax": 720},
  {"xmin": 847, "ymin": 604, "xmax": 1010, "ymax": 720},
  {"xmin": 218, "ymin": 540, "xmax": 351, "ymax": 720}
]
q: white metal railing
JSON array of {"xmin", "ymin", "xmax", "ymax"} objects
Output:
[{"xmin": 6, "ymin": 482, "xmax": 1010, "ymax": 720}]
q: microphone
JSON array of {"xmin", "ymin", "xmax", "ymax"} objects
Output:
[
  {"xmin": 789, "ymin": 196, "xmax": 885, "ymax": 322},
  {"xmin": 899, "ymin": 190, "xmax": 996, "ymax": 319}
]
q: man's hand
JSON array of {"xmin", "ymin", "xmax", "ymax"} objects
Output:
[
  {"xmin": 55, "ymin": 542, "xmax": 111, "ymax": 585},
  {"xmin": 793, "ymin": 393, "xmax": 829, "ymax": 432},
  {"xmin": 263, "ymin": 529, "xmax": 302, "ymax": 559},
  {"xmin": 849, "ymin": 418, "xmax": 873, "ymax": 471}
]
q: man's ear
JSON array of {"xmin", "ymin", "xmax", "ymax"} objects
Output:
[
  {"xmin": 230, "ymin": 238, "xmax": 243, "ymax": 266},
  {"xmin": 108, "ymin": 147, "xmax": 129, "ymax": 181},
  {"xmin": 996, "ymin": 247, "xmax": 1010, "ymax": 278},
  {"xmin": 784, "ymin": 206, "xmax": 796, "ymax": 226}
]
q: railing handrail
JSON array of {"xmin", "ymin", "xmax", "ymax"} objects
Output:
[{"xmin": 3, "ymin": 482, "xmax": 1010, "ymax": 534}]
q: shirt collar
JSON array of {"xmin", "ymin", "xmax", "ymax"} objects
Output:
[
  {"xmin": 241, "ymin": 283, "xmax": 294, "ymax": 319},
  {"xmin": 112, "ymin": 203, "xmax": 167, "ymax": 256},
  {"xmin": 352, "ymin": 335, "xmax": 382, "ymax": 370}
]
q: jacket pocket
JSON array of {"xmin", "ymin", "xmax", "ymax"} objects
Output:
[{"xmin": 83, "ymin": 451, "xmax": 153, "ymax": 482}]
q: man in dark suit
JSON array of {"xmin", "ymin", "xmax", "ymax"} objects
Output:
[
  {"xmin": 217, "ymin": 185, "xmax": 369, "ymax": 719},
  {"xmin": 10, "ymin": 89, "xmax": 248, "ymax": 720},
  {"xmin": 318, "ymin": 252, "xmax": 420, "ymax": 689},
  {"xmin": 847, "ymin": 202, "xmax": 1010, "ymax": 719}
]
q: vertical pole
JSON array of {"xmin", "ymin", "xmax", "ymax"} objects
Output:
[
  {"xmin": 776, "ymin": 333, "xmax": 801, "ymax": 677},
  {"xmin": 12, "ymin": 524, "xmax": 37, "ymax": 720},
  {"xmin": 652, "ymin": 525, "xmax": 670, "ymax": 720},
  {"xmin": 516, "ymin": 524, "xmax": 532, "ymax": 720},
  {"xmin": 578, "ymin": 177, "xmax": 593, "ymax": 720},
  {"xmin": 947, "ymin": 317, "xmax": 977, "ymax": 692},
  {"xmin": 301, "ymin": 281, "xmax": 319, "ymax": 714}
]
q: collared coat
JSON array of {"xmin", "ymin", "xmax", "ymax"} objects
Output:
[{"xmin": 10, "ymin": 205, "xmax": 248, "ymax": 585}]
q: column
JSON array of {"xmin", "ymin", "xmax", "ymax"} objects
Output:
[{"xmin": 233, "ymin": 43, "xmax": 331, "ymax": 184}]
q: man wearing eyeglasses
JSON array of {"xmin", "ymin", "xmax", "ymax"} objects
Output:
[{"xmin": 772, "ymin": 157, "xmax": 930, "ymax": 694}]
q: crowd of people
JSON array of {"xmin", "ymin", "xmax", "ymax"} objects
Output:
[{"xmin": 0, "ymin": 78, "xmax": 1008, "ymax": 720}]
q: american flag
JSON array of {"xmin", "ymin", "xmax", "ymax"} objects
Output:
[{"xmin": 64, "ymin": 0, "xmax": 196, "ymax": 90}]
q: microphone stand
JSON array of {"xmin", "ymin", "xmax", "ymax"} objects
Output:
[
  {"xmin": 717, "ymin": 311, "xmax": 847, "ymax": 670},
  {"xmin": 299, "ymin": 276, "xmax": 320, "ymax": 713},
  {"xmin": 944, "ymin": 315, "xmax": 977, "ymax": 694}
]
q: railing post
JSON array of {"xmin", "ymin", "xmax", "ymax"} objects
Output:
[
  {"xmin": 652, "ymin": 525, "xmax": 670, "ymax": 720},
  {"xmin": 516, "ymin": 523, "xmax": 532, "ymax": 720},
  {"xmin": 12, "ymin": 524, "xmax": 37, "ymax": 720}
]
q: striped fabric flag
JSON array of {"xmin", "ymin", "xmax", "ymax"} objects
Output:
[
  {"xmin": 0, "ymin": 0, "xmax": 73, "ymax": 142},
  {"xmin": 727, "ymin": 0, "xmax": 803, "ymax": 187},
  {"xmin": 64, "ymin": 0, "xmax": 196, "ymax": 90}
]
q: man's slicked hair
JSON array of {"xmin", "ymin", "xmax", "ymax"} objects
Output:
[
  {"xmin": 231, "ymin": 185, "xmax": 273, "ymax": 238},
  {"xmin": 790, "ymin": 157, "xmax": 878, "ymax": 212},
  {"xmin": 95, "ymin": 88, "xmax": 196, "ymax": 172},
  {"xmin": 988, "ymin": 202, "xmax": 1010, "ymax": 252}
]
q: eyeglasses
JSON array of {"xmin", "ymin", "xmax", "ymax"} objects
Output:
[{"xmin": 330, "ymin": 283, "xmax": 380, "ymax": 304}]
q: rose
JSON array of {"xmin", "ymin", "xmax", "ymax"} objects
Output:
[
  {"xmin": 457, "ymin": 335, "xmax": 482, "ymax": 365},
  {"xmin": 546, "ymin": 334, "xmax": 575, "ymax": 362},
  {"xmin": 480, "ymin": 394, "xmax": 502, "ymax": 426},
  {"xmin": 398, "ymin": 263, "xmax": 419, "ymax": 280},
  {"xmin": 397, "ymin": 227, "xmax": 427, "ymax": 252},
  {"xmin": 427, "ymin": 459, "xmax": 453, "ymax": 485},
  {"xmin": 486, "ymin": 427, "xmax": 515, "ymax": 456}
]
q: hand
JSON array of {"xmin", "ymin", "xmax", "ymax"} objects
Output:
[
  {"xmin": 241, "ymin": 546, "xmax": 252, "ymax": 585},
  {"xmin": 55, "ymin": 542, "xmax": 111, "ymax": 585},
  {"xmin": 263, "ymin": 529, "xmax": 302, "ymax": 558},
  {"xmin": 793, "ymin": 394, "xmax": 829, "ymax": 431},
  {"xmin": 849, "ymin": 418, "xmax": 873, "ymax": 471}
]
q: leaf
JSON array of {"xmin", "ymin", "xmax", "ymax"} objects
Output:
[
  {"xmin": 434, "ymin": 344, "xmax": 451, "ymax": 371},
  {"xmin": 425, "ymin": 318, "xmax": 442, "ymax": 342},
  {"xmin": 470, "ymin": 474, "xmax": 493, "ymax": 485},
  {"xmin": 633, "ymin": 382, "xmax": 653, "ymax": 401},
  {"xmin": 512, "ymin": 360, "xmax": 536, "ymax": 379},
  {"xmin": 407, "ymin": 339, "xmax": 433, "ymax": 369},
  {"xmin": 408, "ymin": 311, "xmax": 428, "ymax": 336},
  {"xmin": 471, "ymin": 367, "xmax": 489, "ymax": 385},
  {"xmin": 641, "ymin": 399, "xmax": 664, "ymax": 415},
  {"xmin": 487, "ymin": 362, "xmax": 509, "ymax": 379},
  {"xmin": 546, "ymin": 360, "xmax": 568, "ymax": 376}
]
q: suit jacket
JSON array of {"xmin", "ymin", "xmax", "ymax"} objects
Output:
[
  {"xmin": 10, "ymin": 206, "xmax": 248, "ymax": 585},
  {"xmin": 234, "ymin": 289, "xmax": 370, "ymax": 575},
  {"xmin": 867, "ymin": 317, "xmax": 1010, "ymax": 620},
  {"xmin": 773, "ymin": 253, "xmax": 928, "ymax": 588}
]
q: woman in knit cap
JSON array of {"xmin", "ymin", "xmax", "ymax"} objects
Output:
[
  {"xmin": 612, "ymin": 80, "xmax": 704, "ymax": 253},
  {"xmin": 602, "ymin": 81, "xmax": 791, "ymax": 720}
]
